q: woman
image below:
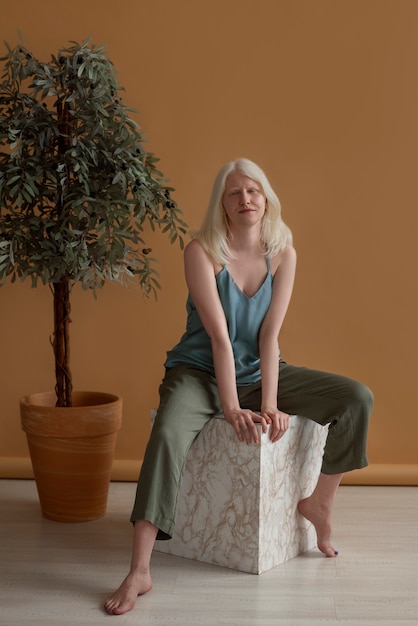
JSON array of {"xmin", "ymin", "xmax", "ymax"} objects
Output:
[{"xmin": 105, "ymin": 158, "xmax": 373, "ymax": 615}]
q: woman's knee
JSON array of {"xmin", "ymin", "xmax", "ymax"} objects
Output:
[{"xmin": 350, "ymin": 380, "xmax": 374, "ymax": 413}]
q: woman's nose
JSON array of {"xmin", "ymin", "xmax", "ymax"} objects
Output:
[{"xmin": 239, "ymin": 192, "xmax": 249, "ymax": 205}]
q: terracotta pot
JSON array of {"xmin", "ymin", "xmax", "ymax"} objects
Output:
[{"xmin": 20, "ymin": 391, "xmax": 122, "ymax": 522}]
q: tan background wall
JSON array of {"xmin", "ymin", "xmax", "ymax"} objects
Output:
[{"xmin": 1, "ymin": 0, "xmax": 417, "ymax": 484}]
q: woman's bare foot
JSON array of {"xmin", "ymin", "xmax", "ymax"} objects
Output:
[
  {"xmin": 104, "ymin": 519, "xmax": 157, "ymax": 615},
  {"xmin": 298, "ymin": 496, "xmax": 338, "ymax": 558},
  {"xmin": 104, "ymin": 571, "xmax": 153, "ymax": 615}
]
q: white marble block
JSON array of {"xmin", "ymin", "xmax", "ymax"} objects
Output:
[{"xmin": 154, "ymin": 414, "xmax": 327, "ymax": 574}]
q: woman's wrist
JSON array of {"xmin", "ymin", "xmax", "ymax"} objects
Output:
[{"xmin": 261, "ymin": 402, "xmax": 278, "ymax": 414}]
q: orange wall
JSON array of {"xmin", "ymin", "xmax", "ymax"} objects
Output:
[{"xmin": 1, "ymin": 0, "xmax": 418, "ymax": 481}]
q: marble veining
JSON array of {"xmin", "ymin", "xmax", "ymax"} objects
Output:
[{"xmin": 154, "ymin": 414, "xmax": 327, "ymax": 574}]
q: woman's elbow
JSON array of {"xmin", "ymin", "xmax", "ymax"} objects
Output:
[{"xmin": 209, "ymin": 331, "xmax": 231, "ymax": 352}]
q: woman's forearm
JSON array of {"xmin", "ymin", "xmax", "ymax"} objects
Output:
[
  {"xmin": 259, "ymin": 337, "xmax": 280, "ymax": 410},
  {"xmin": 211, "ymin": 337, "xmax": 241, "ymax": 415}
]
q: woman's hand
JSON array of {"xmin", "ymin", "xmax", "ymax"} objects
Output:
[
  {"xmin": 260, "ymin": 409, "xmax": 290, "ymax": 443},
  {"xmin": 223, "ymin": 408, "xmax": 269, "ymax": 444}
]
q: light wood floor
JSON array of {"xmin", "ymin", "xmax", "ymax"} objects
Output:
[{"xmin": 1, "ymin": 480, "xmax": 417, "ymax": 625}]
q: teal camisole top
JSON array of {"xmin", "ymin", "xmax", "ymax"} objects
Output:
[{"xmin": 165, "ymin": 259, "xmax": 276, "ymax": 385}]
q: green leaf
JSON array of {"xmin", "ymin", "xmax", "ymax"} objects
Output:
[{"xmin": 6, "ymin": 175, "xmax": 21, "ymax": 185}]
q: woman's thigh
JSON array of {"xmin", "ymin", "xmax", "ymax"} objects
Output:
[
  {"xmin": 153, "ymin": 365, "xmax": 222, "ymax": 441},
  {"xmin": 277, "ymin": 360, "xmax": 373, "ymax": 426}
]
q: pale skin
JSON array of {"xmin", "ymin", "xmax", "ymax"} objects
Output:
[{"xmin": 104, "ymin": 171, "xmax": 340, "ymax": 616}]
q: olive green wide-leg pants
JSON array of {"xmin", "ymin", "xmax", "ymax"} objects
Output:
[{"xmin": 130, "ymin": 361, "xmax": 373, "ymax": 539}]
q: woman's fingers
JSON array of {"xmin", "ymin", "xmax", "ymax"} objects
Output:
[
  {"xmin": 269, "ymin": 411, "xmax": 290, "ymax": 442},
  {"xmin": 226, "ymin": 410, "xmax": 264, "ymax": 444},
  {"xmin": 226, "ymin": 410, "xmax": 289, "ymax": 444}
]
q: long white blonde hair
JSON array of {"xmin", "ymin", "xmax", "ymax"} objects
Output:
[{"xmin": 194, "ymin": 158, "xmax": 292, "ymax": 265}]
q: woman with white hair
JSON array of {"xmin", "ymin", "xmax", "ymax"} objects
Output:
[{"xmin": 105, "ymin": 158, "xmax": 373, "ymax": 615}]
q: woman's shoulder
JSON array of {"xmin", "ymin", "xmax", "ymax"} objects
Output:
[
  {"xmin": 184, "ymin": 238, "xmax": 207, "ymax": 262},
  {"xmin": 185, "ymin": 239, "xmax": 223, "ymax": 274},
  {"xmin": 270, "ymin": 244, "xmax": 297, "ymax": 276},
  {"xmin": 185, "ymin": 238, "xmax": 203, "ymax": 253}
]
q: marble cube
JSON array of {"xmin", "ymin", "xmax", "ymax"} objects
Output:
[{"xmin": 154, "ymin": 414, "xmax": 327, "ymax": 574}]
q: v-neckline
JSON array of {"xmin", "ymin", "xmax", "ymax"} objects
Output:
[{"xmin": 219, "ymin": 264, "xmax": 270, "ymax": 300}]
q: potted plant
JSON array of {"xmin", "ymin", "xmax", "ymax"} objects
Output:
[{"xmin": 0, "ymin": 37, "xmax": 187, "ymax": 522}]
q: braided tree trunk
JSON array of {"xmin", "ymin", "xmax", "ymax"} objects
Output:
[
  {"xmin": 53, "ymin": 100, "xmax": 73, "ymax": 407},
  {"xmin": 53, "ymin": 279, "xmax": 72, "ymax": 407}
]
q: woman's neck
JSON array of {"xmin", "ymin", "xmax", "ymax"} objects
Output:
[{"xmin": 228, "ymin": 225, "xmax": 264, "ymax": 257}]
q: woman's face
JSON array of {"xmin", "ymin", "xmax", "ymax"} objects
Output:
[{"xmin": 222, "ymin": 171, "xmax": 267, "ymax": 229}]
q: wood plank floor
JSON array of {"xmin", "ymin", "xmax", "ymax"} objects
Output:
[{"xmin": 1, "ymin": 480, "xmax": 417, "ymax": 625}]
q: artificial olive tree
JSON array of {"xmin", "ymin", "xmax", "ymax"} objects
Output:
[{"xmin": 0, "ymin": 38, "xmax": 187, "ymax": 407}]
